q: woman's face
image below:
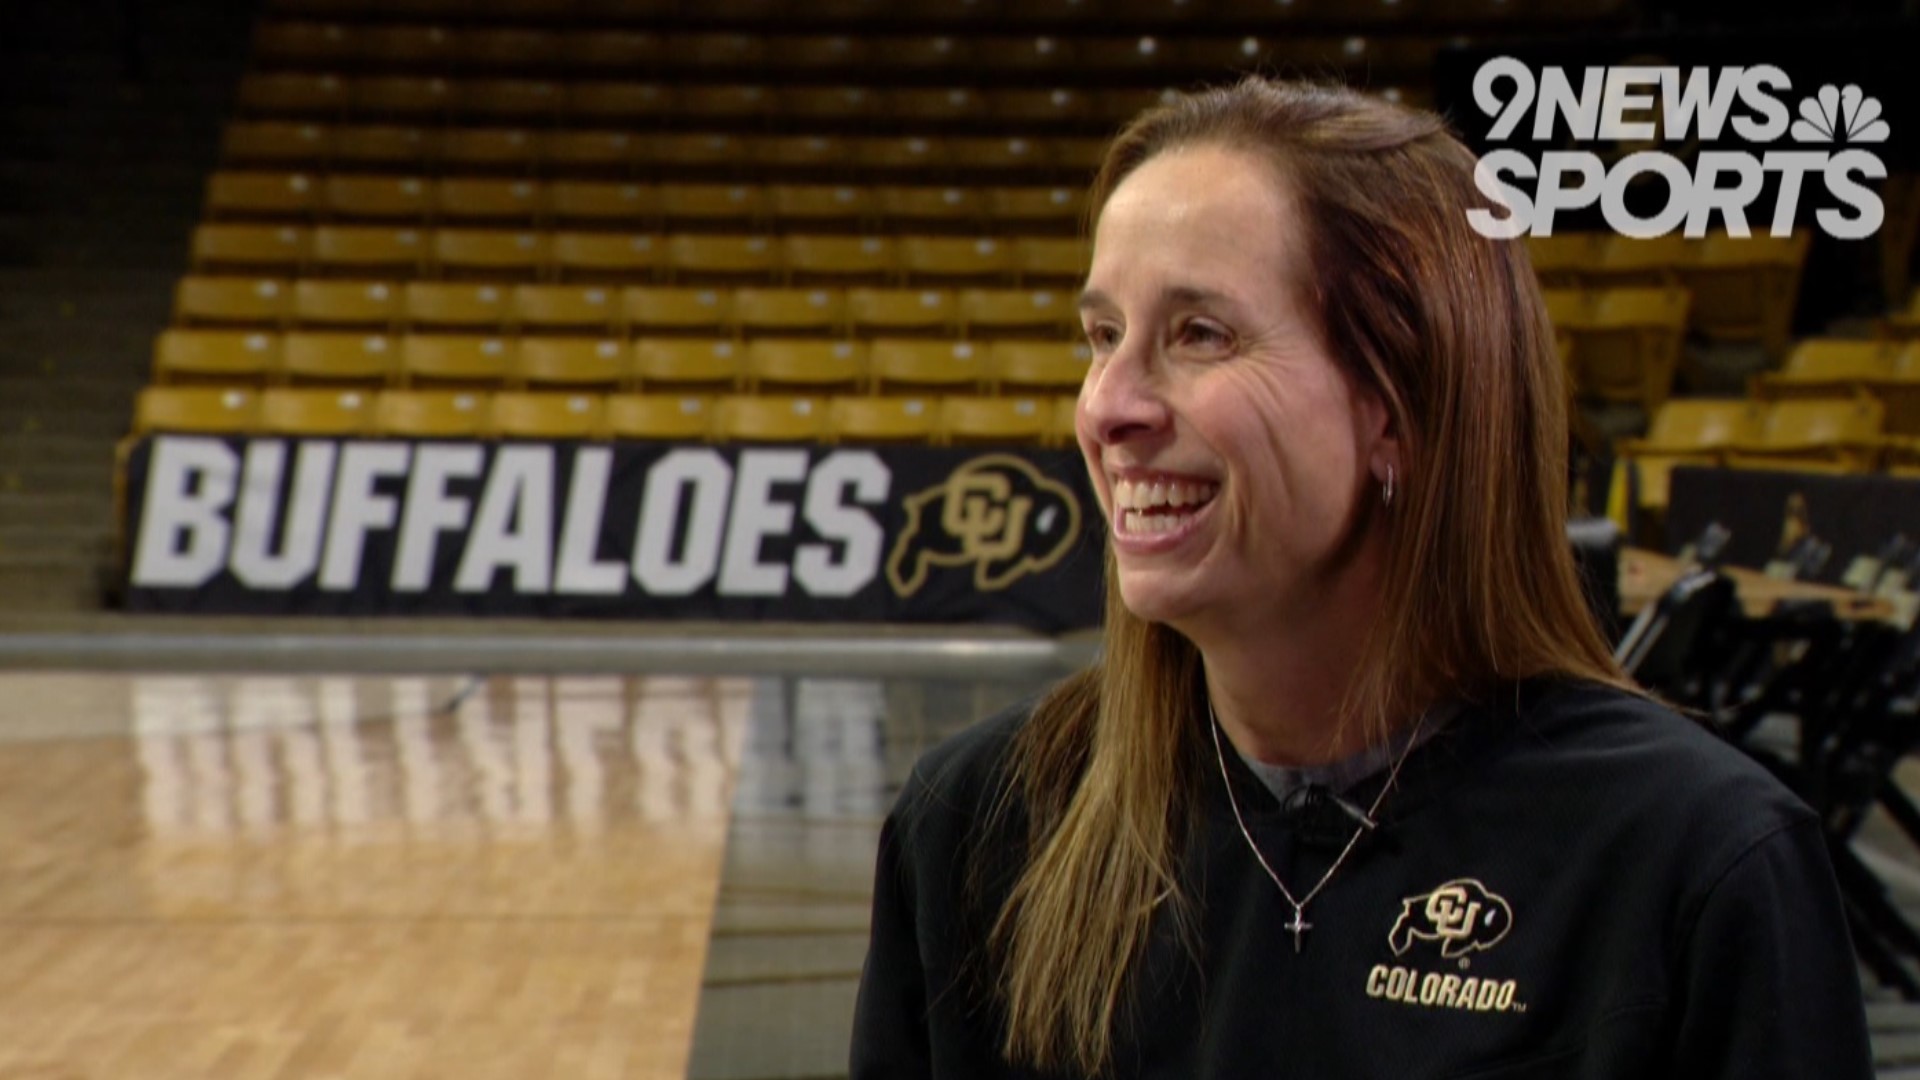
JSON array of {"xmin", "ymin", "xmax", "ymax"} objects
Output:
[{"xmin": 1076, "ymin": 143, "xmax": 1394, "ymax": 640}]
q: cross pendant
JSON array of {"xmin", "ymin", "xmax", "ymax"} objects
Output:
[{"xmin": 1285, "ymin": 908, "xmax": 1312, "ymax": 953}]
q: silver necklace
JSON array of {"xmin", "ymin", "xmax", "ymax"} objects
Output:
[{"xmin": 1208, "ymin": 703, "xmax": 1427, "ymax": 954}]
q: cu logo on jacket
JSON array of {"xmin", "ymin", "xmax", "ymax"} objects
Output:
[{"xmin": 1390, "ymin": 878, "xmax": 1514, "ymax": 959}]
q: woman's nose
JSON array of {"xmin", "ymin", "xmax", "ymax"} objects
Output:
[{"xmin": 1077, "ymin": 339, "xmax": 1169, "ymax": 447}]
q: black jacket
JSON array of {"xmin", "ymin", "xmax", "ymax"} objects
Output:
[{"xmin": 851, "ymin": 677, "xmax": 1874, "ymax": 1079}]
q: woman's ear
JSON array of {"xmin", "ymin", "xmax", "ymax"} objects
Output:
[{"xmin": 1356, "ymin": 384, "xmax": 1400, "ymax": 487}]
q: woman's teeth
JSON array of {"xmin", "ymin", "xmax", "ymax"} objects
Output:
[{"xmin": 1112, "ymin": 477, "xmax": 1217, "ymax": 536}]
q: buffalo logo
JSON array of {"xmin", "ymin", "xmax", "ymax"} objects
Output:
[
  {"xmin": 1389, "ymin": 879, "xmax": 1514, "ymax": 960},
  {"xmin": 886, "ymin": 454, "xmax": 1081, "ymax": 597}
]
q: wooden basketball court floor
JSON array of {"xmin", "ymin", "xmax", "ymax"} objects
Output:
[{"xmin": 4, "ymin": 666, "xmax": 1920, "ymax": 1079}]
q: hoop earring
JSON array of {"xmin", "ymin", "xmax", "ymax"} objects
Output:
[{"xmin": 1381, "ymin": 464, "xmax": 1395, "ymax": 509}]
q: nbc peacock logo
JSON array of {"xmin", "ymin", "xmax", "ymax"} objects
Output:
[{"xmin": 1792, "ymin": 85, "xmax": 1891, "ymax": 145}]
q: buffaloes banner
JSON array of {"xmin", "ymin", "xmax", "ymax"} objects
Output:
[{"xmin": 122, "ymin": 436, "xmax": 1104, "ymax": 631}]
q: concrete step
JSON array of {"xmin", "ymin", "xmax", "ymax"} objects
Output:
[
  {"xmin": 0, "ymin": 491, "xmax": 116, "ymax": 532},
  {"xmin": 0, "ymin": 527, "xmax": 115, "ymax": 565},
  {"xmin": 0, "ymin": 432, "xmax": 119, "ymax": 462},
  {"xmin": 0, "ymin": 379, "xmax": 137, "ymax": 414},
  {"xmin": 0, "ymin": 562, "xmax": 109, "ymax": 613},
  {"xmin": 0, "ymin": 408, "xmax": 131, "ymax": 442},
  {"xmin": 0, "ymin": 457, "xmax": 118, "ymax": 497}
]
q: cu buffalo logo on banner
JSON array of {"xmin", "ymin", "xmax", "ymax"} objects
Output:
[
  {"xmin": 1390, "ymin": 879, "xmax": 1514, "ymax": 960},
  {"xmin": 886, "ymin": 454, "xmax": 1081, "ymax": 598}
]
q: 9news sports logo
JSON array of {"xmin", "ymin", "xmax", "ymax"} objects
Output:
[{"xmin": 1465, "ymin": 57, "xmax": 1890, "ymax": 240}]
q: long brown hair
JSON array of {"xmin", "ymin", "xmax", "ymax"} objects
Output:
[{"xmin": 987, "ymin": 77, "xmax": 1632, "ymax": 1075}]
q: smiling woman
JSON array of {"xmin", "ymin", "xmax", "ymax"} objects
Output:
[{"xmin": 851, "ymin": 77, "xmax": 1873, "ymax": 1080}]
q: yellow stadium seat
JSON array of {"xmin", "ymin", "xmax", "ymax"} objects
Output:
[
  {"xmin": 435, "ymin": 178, "xmax": 543, "ymax": 221},
  {"xmin": 332, "ymin": 125, "xmax": 433, "ymax": 168},
  {"xmin": 712, "ymin": 395, "xmax": 827, "ymax": 443},
  {"xmin": 311, "ymin": 226, "xmax": 427, "ymax": 275},
  {"xmin": 829, "ymin": 395, "xmax": 937, "ymax": 444},
  {"xmin": 259, "ymin": 387, "xmax": 376, "ymax": 435},
  {"xmin": 550, "ymin": 181, "xmax": 658, "ymax": 225},
  {"xmin": 133, "ymin": 385, "xmax": 261, "ymax": 434},
  {"xmin": 754, "ymin": 135, "xmax": 847, "ymax": 171},
  {"xmin": 281, "ymin": 331, "xmax": 398, "ymax": 384},
  {"xmin": 744, "ymin": 339, "xmax": 867, "ymax": 394},
  {"xmin": 678, "ymin": 84, "xmax": 773, "ymax": 119},
  {"xmin": 656, "ymin": 184, "xmax": 767, "ymax": 227},
  {"xmin": 206, "ymin": 171, "xmax": 319, "ymax": 218},
  {"xmin": 860, "ymin": 137, "xmax": 950, "ymax": 175},
  {"xmin": 570, "ymin": 31, "xmax": 668, "ymax": 71},
  {"xmin": 605, "ymin": 393, "xmax": 713, "ymax": 441},
  {"xmin": 551, "ymin": 233, "xmax": 662, "ymax": 280},
  {"xmin": 877, "ymin": 185, "xmax": 981, "ymax": 229},
  {"xmin": 546, "ymin": 130, "xmax": 640, "ymax": 171},
  {"xmin": 969, "ymin": 35, "xmax": 1069, "ymax": 72},
  {"xmin": 1677, "ymin": 230, "xmax": 1812, "ymax": 356},
  {"xmin": 868, "ymin": 339, "xmax": 986, "ymax": 393},
  {"xmin": 633, "ymin": 339, "xmax": 743, "ymax": 390},
  {"xmin": 781, "ymin": 35, "xmax": 870, "ymax": 70},
  {"xmin": 432, "ymin": 230, "xmax": 547, "ymax": 279},
  {"xmin": 1013, "ymin": 238, "xmax": 1089, "ymax": 285},
  {"xmin": 566, "ymin": 81, "xmax": 675, "ymax": 122},
  {"xmin": 665, "ymin": 234, "xmax": 779, "ymax": 283},
  {"xmin": 990, "ymin": 88, "xmax": 1091, "ymax": 125},
  {"xmin": 939, "ymin": 394, "xmax": 1049, "ymax": 445},
  {"xmin": 989, "ymin": 186, "xmax": 1085, "ymax": 228},
  {"xmin": 990, "ymin": 339, "xmax": 1089, "ymax": 393},
  {"xmin": 642, "ymin": 133, "xmax": 747, "ymax": 170},
  {"xmin": 400, "ymin": 334, "xmax": 516, "ymax": 386},
  {"xmin": 901, "ymin": 236, "xmax": 1016, "ymax": 284},
  {"xmin": 1616, "ymin": 398, "xmax": 1764, "ymax": 512},
  {"xmin": 1541, "ymin": 287, "xmax": 1589, "ymax": 333},
  {"xmin": 782, "ymin": 235, "xmax": 898, "ymax": 284},
  {"xmin": 1879, "ymin": 343, "xmax": 1920, "ymax": 437},
  {"xmin": 175, "ymin": 277, "xmax": 291, "ymax": 327},
  {"xmin": 782, "ymin": 87, "xmax": 878, "ymax": 123},
  {"xmin": 462, "ymin": 28, "xmax": 565, "ymax": 69},
  {"xmin": 733, "ymin": 287, "xmax": 847, "ymax": 336},
  {"xmin": 153, "ymin": 329, "xmax": 281, "ymax": 383},
  {"xmin": 623, "ymin": 286, "xmax": 732, "ymax": 335},
  {"xmin": 322, "ymin": 174, "xmax": 431, "ymax": 219},
  {"xmin": 353, "ymin": 76, "xmax": 454, "ymax": 120},
  {"xmin": 223, "ymin": 121, "xmax": 330, "ymax": 165},
  {"xmin": 405, "ymin": 282, "xmax": 514, "ymax": 329},
  {"xmin": 1727, "ymin": 397, "xmax": 1887, "ymax": 472},
  {"xmin": 359, "ymin": 25, "xmax": 456, "ymax": 67},
  {"xmin": 514, "ymin": 284, "xmax": 623, "ymax": 333},
  {"xmin": 1049, "ymin": 394, "xmax": 1079, "ymax": 448},
  {"xmin": 514, "ymin": 338, "xmax": 628, "ymax": 388},
  {"xmin": 947, "ymin": 136, "xmax": 1050, "ymax": 172},
  {"xmin": 889, "ymin": 88, "xmax": 986, "ymax": 123},
  {"xmin": 252, "ymin": 21, "xmax": 358, "ymax": 63},
  {"xmin": 191, "ymin": 224, "xmax": 310, "ymax": 273},
  {"xmin": 293, "ymin": 279, "xmax": 402, "ymax": 329},
  {"xmin": 1590, "ymin": 234, "xmax": 1690, "ymax": 287},
  {"xmin": 1753, "ymin": 339, "xmax": 1896, "ymax": 399},
  {"xmin": 849, "ymin": 288, "xmax": 956, "ymax": 336},
  {"xmin": 439, "ymin": 127, "xmax": 541, "ymax": 170},
  {"xmin": 1526, "ymin": 233, "xmax": 1601, "ymax": 287},
  {"xmin": 237, "ymin": 72, "xmax": 348, "ymax": 116},
  {"xmin": 768, "ymin": 184, "xmax": 875, "ymax": 228},
  {"xmin": 1567, "ymin": 287, "xmax": 1690, "ymax": 413},
  {"xmin": 372, "ymin": 389, "xmax": 489, "ymax": 437},
  {"xmin": 462, "ymin": 78, "xmax": 562, "ymax": 121},
  {"xmin": 489, "ymin": 391, "xmax": 606, "ymax": 440},
  {"xmin": 680, "ymin": 32, "xmax": 766, "ymax": 68},
  {"xmin": 961, "ymin": 288, "xmax": 1077, "ymax": 338}
]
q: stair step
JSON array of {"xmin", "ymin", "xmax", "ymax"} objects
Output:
[
  {"xmin": 0, "ymin": 491, "xmax": 116, "ymax": 531},
  {"xmin": 0, "ymin": 459, "xmax": 118, "ymax": 496},
  {"xmin": 0, "ymin": 379, "xmax": 138, "ymax": 413},
  {"xmin": 0, "ymin": 561, "xmax": 108, "ymax": 612},
  {"xmin": 0, "ymin": 409, "xmax": 131, "ymax": 442},
  {"xmin": 0, "ymin": 528, "xmax": 116, "ymax": 564}
]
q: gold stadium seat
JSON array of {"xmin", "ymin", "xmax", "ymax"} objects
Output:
[
  {"xmin": 665, "ymin": 234, "xmax": 779, "ymax": 283},
  {"xmin": 829, "ymin": 395, "xmax": 937, "ymax": 444},
  {"xmin": 175, "ymin": 277, "xmax": 292, "ymax": 327},
  {"xmin": 223, "ymin": 121, "xmax": 330, "ymax": 165},
  {"xmin": 889, "ymin": 88, "xmax": 987, "ymax": 124},
  {"xmin": 990, "ymin": 88, "xmax": 1092, "ymax": 125},
  {"xmin": 605, "ymin": 393, "xmax": 714, "ymax": 441},
  {"xmin": 489, "ymin": 391, "xmax": 606, "ymax": 440},
  {"xmin": 744, "ymin": 339, "xmax": 867, "ymax": 394},
  {"xmin": 550, "ymin": 181, "xmax": 658, "ymax": 225},
  {"xmin": 860, "ymin": 137, "xmax": 950, "ymax": 176},
  {"xmin": 206, "ymin": 171, "xmax": 319, "ymax": 218},
  {"xmin": 133, "ymin": 385, "xmax": 261, "ymax": 435},
  {"xmin": 571, "ymin": 31, "xmax": 668, "ymax": 71},
  {"xmin": 237, "ymin": 72, "xmax": 348, "ymax": 116},
  {"xmin": 1727, "ymin": 397, "xmax": 1887, "ymax": 472},
  {"xmin": 567, "ymin": 81, "xmax": 675, "ymax": 122},
  {"xmin": 332, "ymin": 125, "xmax": 433, "ymax": 169},
  {"xmin": 1051, "ymin": 138, "xmax": 1107, "ymax": 173},
  {"xmin": 360, "ymin": 26, "xmax": 456, "ymax": 68},
  {"xmin": 1590, "ymin": 234, "xmax": 1690, "ymax": 288},
  {"xmin": 551, "ymin": 233, "xmax": 662, "ymax": 281},
  {"xmin": 901, "ymin": 236, "xmax": 1016, "ymax": 284},
  {"xmin": 311, "ymin": 225, "xmax": 427, "ymax": 276},
  {"xmin": 656, "ymin": 184, "xmax": 767, "ymax": 228},
  {"xmin": 633, "ymin": 339, "xmax": 743, "ymax": 390},
  {"xmin": 877, "ymin": 36, "xmax": 975, "ymax": 72},
  {"xmin": 1881, "ymin": 343, "xmax": 1920, "ymax": 437},
  {"xmin": 623, "ymin": 286, "xmax": 732, "ymax": 335},
  {"xmin": 514, "ymin": 338, "xmax": 628, "ymax": 388},
  {"xmin": 439, "ymin": 127, "xmax": 541, "ymax": 171},
  {"xmin": 768, "ymin": 185, "xmax": 875, "ymax": 228},
  {"xmin": 781, "ymin": 35, "xmax": 870, "ymax": 70},
  {"xmin": 970, "ymin": 35, "xmax": 1072, "ymax": 72},
  {"xmin": 961, "ymin": 288, "xmax": 1076, "ymax": 338},
  {"xmin": 400, "ymin": 334, "xmax": 515, "ymax": 387},
  {"xmin": 990, "ymin": 339, "xmax": 1089, "ymax": 393},
  {"xmin": 372, "ymin": 389, "xmax": 488, "ymax": 437},
  {"xmin": 988, "ymin": 186, "xmax": 1085, "ymax": 229},
  {"xmin": 461, "ymin": 78, "xmax": 563, "ymax": 122},
  {"xmin": 322, "ymin": 174, "xmax": 431, "ymax": 219},
  {"xmin": 642, "ymin": 133, "xmax": 747, "ymax": 170},
  {"xmin": 294, "ymin": 279, "xmax": 402, "ymax": 329},
  {"xmin": 281, "ymin": 331, "xmax": 398, "ymax": 384},
  {"xmin": 1526, "ymin": 233, "xmax": 1601, "ymax": 288},
  {"xmin": 678, "ymin": 84, "xmax": 772, "ymax": 120},
  {"xmin": 849, "ymin": 288, "xmax": 956, "ymax": 337},
  {"xmin": 868, "ymin": 339, "xmax": 986, "ymax": 393},
  {"xmin": 1677, "ymin": 230, "xmax": 1812, "ymax": 356},
  {"xmin": 939, "ymin": 394, "xmax": 1049, "ymax": 446},
  {"xmin": 1567, "ymin": 287, "xmax": 1690, "ymax": 413},
  {"xmin": 259, "ymin": 387, "xmax": 375, "ymax": 435},
  {"xmin": 546, "ymin": 130, "xmax": 640, "ymax": 171},
  {"xmin": 877, "ymin": 186, "xmax": 982, "ymax": 230},
  {"xmin": 712, "ymin": 395, "xmax": 828, "ymax": 443},
  {"xmin": 191, "ymin": 224, "xmax": 310, "ymax": 275},
  {"xmin": 1615, "ymin": 398, "xmax": 1763, "ymax": 512},
  {"xmin": 947, "ymin": 136, "xmax": 1050, "ymax": 172},
  {"xmin": 435, "ymin": 178, "xmax": 543, "ymax": 222},
  {"xmin": 432, "ymin": 230, "xmax": 546, "ymax": 279},
  {"xmin": 460, "ymin": 29, "xmax": 564, "ymax": 69},
  {"xmin": 405, "ymin": 282, "xmax": 513, "ymax": 330},
  {"xmin": 1049, "ymin": 394, "xmax": 1078, "ymax": 447},
  {"xmin": 754, "ymin": 135, "xmax": 846, "ymax": 171},
  {"xmin": 353, "ymin": 76, "xmax": 454, "ymax": 120},
  {"xmin": 733, "ymin": 287, "xmax": 847, "ymax": 336},
  {"xmin": 1753, "ymin": 339, "xmax": 1896, "ymax": 400},
  {"xmin": 782, "ymin": 235, "xmax": 898, "ymax": 284},
  {"xmin": 782, "ymin": 87, "xmax": 878, "ymax": 124},
  {"xmin": 1013, "ymin": 238, "xmax": 1089, "ymax": 285},
  {"xmin": 680, "ymin": 32, "xmax": 766, "ymax": 68},
  {"xmin": 514, "ymin": 283, "xmax": 623, "ymax": 333},
  {"xmin": 153, "ymin": 329, "xmax": 281, "ymax": 383}
]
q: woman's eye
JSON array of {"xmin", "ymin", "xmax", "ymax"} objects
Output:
[
  {"xmin": 1179, "ymin": 320, "xmax": 1231, "ymax": 349},
  {"xmin": 1085, "ymin": 323, "xmax": 1122, "ymax": 352}
]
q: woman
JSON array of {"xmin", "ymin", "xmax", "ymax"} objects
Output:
[{"xmin": 852, "ymin": 77, "xmax": 1872, "ymax": 1079}]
